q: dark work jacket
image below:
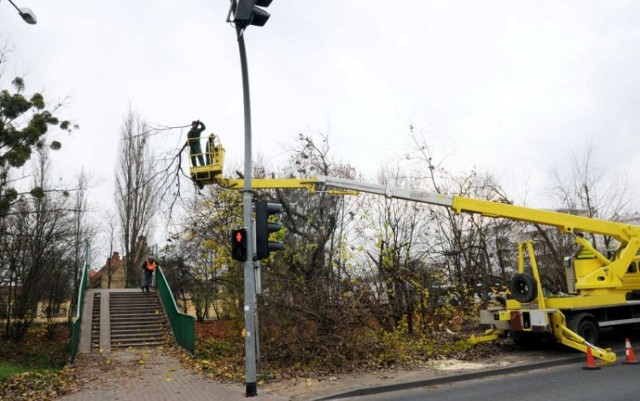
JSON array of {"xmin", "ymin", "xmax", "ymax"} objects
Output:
[{"xmin": 187, "ymin": 122, "xmax": 206, "ymax": 141}]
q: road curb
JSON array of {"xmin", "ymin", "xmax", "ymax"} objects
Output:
[{"xmin": 309, "ymin": 355, "xmax": 588, "ymax": 400}]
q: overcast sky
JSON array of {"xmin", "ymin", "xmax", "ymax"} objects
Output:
[{"xmin": 2, "ymin": 1, "xmax": 640, "ymax": 246}]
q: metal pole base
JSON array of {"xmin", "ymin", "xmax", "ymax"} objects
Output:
[{"xmin": 246, "ymin": 382, "xmax": 257, "ymax": 397}]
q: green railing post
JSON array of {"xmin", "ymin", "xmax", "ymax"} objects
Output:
[
  {"xmin": 70, "ymin": 242, "xmax": 90, "ymax": 363},
  {"xmin": 155, "ymin": 266, "xmax": 195, "ymax": 353}
]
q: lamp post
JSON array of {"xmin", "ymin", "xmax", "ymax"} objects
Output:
[
  {"xmin": 236, "ymin": 27, "xmax": 259, "ymax": 396},
  {"xmin": 3, "ymin": 0, "xmax": 37, "ymax": 24},
  {"xmin": 227, "ymin": 0, "xmax": 273, "ymax": 397}
]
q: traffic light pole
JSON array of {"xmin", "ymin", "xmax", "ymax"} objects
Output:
[{"xmin": 236, "ymin": 25, "xmax": 259, "ymax": 397}]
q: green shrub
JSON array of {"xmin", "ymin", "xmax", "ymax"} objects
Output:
[{"xmin": 0, "ymin": 362, "xmax": 28, "ymax": 382}]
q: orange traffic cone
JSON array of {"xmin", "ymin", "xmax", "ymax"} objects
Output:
[
  {"xmin": 623, "ymin": 338, "xmax": 639, "ymax": 365},
  {"xmin": 583, "ymin": 346, "xmax": 601, "ymax": 370}
]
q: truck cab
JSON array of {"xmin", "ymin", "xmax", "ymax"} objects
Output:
[{"xmin": 621, "ymin": 259, "xmax": 640, "ymax": 297}]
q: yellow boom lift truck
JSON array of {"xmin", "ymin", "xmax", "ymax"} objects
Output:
[{"xmin": 194, "ymin": 143, "xmax": 640, "ymax": 363}]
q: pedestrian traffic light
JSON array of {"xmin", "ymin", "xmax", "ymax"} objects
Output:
[
  {"xmin": 254, "ymin": 200, "xmax": 284, "ymax": 260},
  {"xmin": 231, "ymin": 0, "xmax": 272, "ymax": 27},
  {"xmin": 231, "ymin": 228, "xmax": 248, "ymax": 261}
]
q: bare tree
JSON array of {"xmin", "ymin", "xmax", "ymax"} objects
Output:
[
  {"xmin": 101, "ymin": 209, "xmax": 120, "ymax": 289},
  {"xmin": 114, "ymin": 107, "xmax": 158, "ymax": 288},
  {"xmin": 0, "ymin": 43, "xmax": 82, "ymax": 341},
  {"xmin": 166, "ymin": 186, "xmax": 243, "ymax": 321},
  {"xmin": 549, "ymin": 142, "xmax": 633, "ymax": 251},
  {"xmin": 8, "ymin": 148, "xmax": 73, "ymax": 339},
  {"xmin": 68, "ymin": 170, "xmax": 94, "ymax": 319},
  {"xmin": 406, "ymin": 126, "xmax": 517, "ymax": 307},
  {"xmin": 254, "ymin": 133, "xmax": 377, "ymax": 367},
  {"xmin": 527, "ymin": 142, "xmax": 636, "ymax": 291},
  {"xmin": 364, "ymin": 166, "xmax": 433, "ymax": 333}
]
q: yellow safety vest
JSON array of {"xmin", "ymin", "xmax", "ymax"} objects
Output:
[{"xmin": 576, "ymin": 248, "xmax": 595, "ymax": 259}]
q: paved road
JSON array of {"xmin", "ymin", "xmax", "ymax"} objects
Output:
[
  {"xmin": 56, "ymin": 326, "xmax": 640, "ymax": 401},
  {"xmin": 56, "ymin": 348, "xmax": 289, "ymax": 401},
  {"xmin": 313, "ymin": 327, "xmax": 639, "ymax": 400},
  {"xmin": 343, "ymin": 361, "xmax": 640, "ymax": 401}
]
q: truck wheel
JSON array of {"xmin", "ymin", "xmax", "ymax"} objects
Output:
[
  {"xmin": 568, "ymin": 313, "xmax": 599, "ymax": 345},
  {"xmin": 510, "ymin": 273, "xmax": 537, "ymax": 303}
]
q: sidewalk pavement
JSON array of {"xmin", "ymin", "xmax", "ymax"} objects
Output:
[
  {"xmin": 56, "ymin": 348, "xmax": 289, "ymax": 401},
  {"xmin": 55, "ymin": 346, "xmax": 594, "ymax": 401}
]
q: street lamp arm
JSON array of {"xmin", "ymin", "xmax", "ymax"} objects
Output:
[{"xmin": 5, "ymin": 0, "xmax": 37, "ymax": 24}]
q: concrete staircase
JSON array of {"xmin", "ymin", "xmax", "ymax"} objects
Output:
[
  {"xmin": 79, "ymin": 289, "xmax": 171, "ymax": 353},
  {"xmin": 110, "ymin": 291, "xmax": 169, "ymax": 348}
]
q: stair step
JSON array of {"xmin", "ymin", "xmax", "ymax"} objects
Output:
[
  {"xmin": 111, "ymin": 331, "xmax": 166, "ymax": 338},
  {"xmin": 111, "ymin": 300, "xmax": 159, "ymax": 303},
  {"xmin": 111, "ymin": 332, "xmax": 166, "ymax": 337},
  {"xmin": 110, "ymin": 318, "xmax": 164, "ymax": 323},
  {"xmin": 111, "ymin": 316, "xmax": 163, "ymax": 321},
  {"xmin": 111, "ymin": 329, "xmax": 165, "ymax": 335},
  {"xmin": 111, "ymin": 336, "xmax": 168, "ymax": 345},
  {"xmin": 110, "ymin": 300, "xmax": 159, "ymax": 303},
  {"xmin": 111, "ymin": 313, "xmax": 162, "ymax": 316},
  {"xmin": 111, "ymin": 339, "xmax": 168, "ymax": 348},
  {"xmin": 111, "ymin": 333, "xmax": 166, "ymax": 340},
  {"xmin": 111, "ymin": 316, "xmax": 163, "ymax": 320},
  {"xmin": 110, "ymin": 305, "xmax": 160, "ymax": 309},
  {"xmin": 111, "ymin": 324, "xmax": 165, "ymax": 328},
  {"xmin": 111, "ymin": 325, "xmax": 165, "ymax": 332},
  {"xmin": 111, "ymin": 327, "xmax": 165, "ymax": 333},
  {"xmin": 111, "ymin": 320, "xmax": 165, "ymax": 325},
  {"xmin": 111, "ymin": 299, "xmax": 159, "ymax": 302},
  {"xmin": 111, "ymin": 311, "xmax": 161, "ymax": 314},
  {"xmin": 111, "ymin": 322, "xmax": 167, "ymax": 333},
  {"xmin": 111, "ymin": 327, "xmax": 166, "ymax": 332}
]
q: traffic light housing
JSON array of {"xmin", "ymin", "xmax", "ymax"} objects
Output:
[
  {"xmin": 232, "ymin": 0, "xmax": 272, "ymax": 27},
  {"xmin": 254, "ymin": 200, "xmax": 284, "ymax": 260},
  {"xmin": 231, "ymin": 228, "xmax": 248, "ymax": 261}
]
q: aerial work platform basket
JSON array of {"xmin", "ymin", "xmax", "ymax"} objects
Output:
[{"xmin": 190, "ymin": 135, "xmax": 225, "ymax": 186}]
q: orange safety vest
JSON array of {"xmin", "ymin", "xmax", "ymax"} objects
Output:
[{"xmin": 146, "ymin": 259, "xmax": 157, "ymax": 272}]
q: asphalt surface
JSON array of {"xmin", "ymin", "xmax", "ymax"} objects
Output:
[
  {"xmin": 336, "ymin": 359, "xmax": 640, "ymax": 401},
  {"xmin": 311, "ymin": 331, "xmax": 632, "ymax": 401},
  {"xmin": 310, "ymin": 353, "xmax": 588, "ymax": 400}
]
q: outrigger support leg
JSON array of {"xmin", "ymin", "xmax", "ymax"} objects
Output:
[
  {"xmin": 469, "ymin": 328, "xmax": 506, "ymax": 344},
  {"xmin": 551, "ymin": 312, "xmax": 616, "ymax": 364}
]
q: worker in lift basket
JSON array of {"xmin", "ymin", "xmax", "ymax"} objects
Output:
[{"xmin": 187, "ymin": 120, "xmax": 206, "ymax": 167}]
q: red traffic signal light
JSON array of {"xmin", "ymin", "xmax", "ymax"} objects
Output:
[{"xmin": 231, "ymin": 228, "xmax": 248, "ymax": 261}]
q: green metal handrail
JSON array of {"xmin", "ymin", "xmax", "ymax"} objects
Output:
[
  {"xmin": 70, "ymin": 243, "xmax": 90, "ymax": 363},
  {"xmin": 156, "ymin": 266, "xmax": 195, "ymax": 353}
]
